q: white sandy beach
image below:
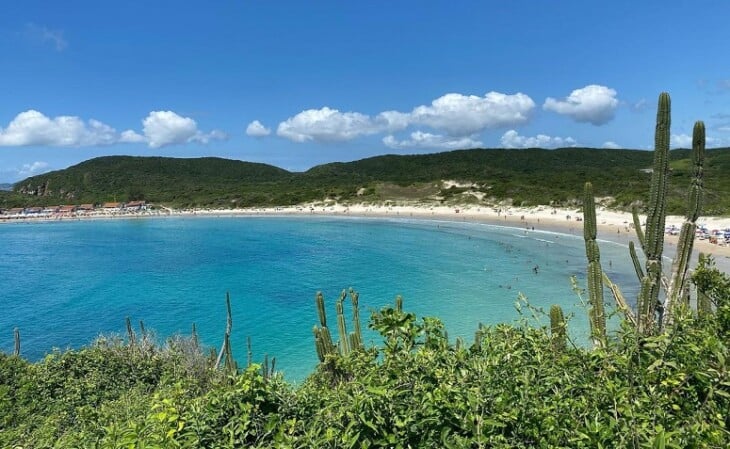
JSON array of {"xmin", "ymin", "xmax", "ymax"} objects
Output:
[{"xmin": 184, "ymin": 203, "xmax": 730, "ymax": 272}]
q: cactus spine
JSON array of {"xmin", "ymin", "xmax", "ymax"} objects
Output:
[
  {"xmin": 664, "ymin": 121, "xmax": 705, "ymax": 324},
  {"xmin": 549, "ymin": 305, "xmax": 567, "ymax": 351},
  {"xmin": 583, "ymin": 182, "xmax": 606, "ymax": 345}
]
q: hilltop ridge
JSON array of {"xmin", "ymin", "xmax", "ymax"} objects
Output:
[{"xmin": 3, "ymin": 147, "xmax": 730, "ymax": 214}]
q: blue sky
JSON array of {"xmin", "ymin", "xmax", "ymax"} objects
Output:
[{"xmin": 1, "ymin": 1, "xmax": 730, "ymax": 183}]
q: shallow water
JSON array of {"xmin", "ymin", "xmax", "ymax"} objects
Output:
[{"xmin": 0, "ymin": 216, "xmax": 639, "ymax": 381}]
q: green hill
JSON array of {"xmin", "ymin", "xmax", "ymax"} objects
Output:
[
  {"xmin": 8, "ymin": 156, "xmax": 292, "ymax": 207},
  {"xmin": 4, "ymin": 148, "xmax": 730, "ymax": 214}
]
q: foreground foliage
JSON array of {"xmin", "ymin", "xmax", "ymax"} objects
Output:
[{"xmin": 2, "ymin": 285, "xmax": 729, "ymax": 448}]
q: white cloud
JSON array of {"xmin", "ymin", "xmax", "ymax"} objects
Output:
[
  {"xmin": 602, "ymin": 141, "xmax": 621, "ymax": 149},
  {"xmin": 141, "ymin": 111, "xmax": 226, "ymax": 148},
  {"xmin": 246, "ymin": 120, "xmax": 271, "ymax": 137},
  {"xmin": 0, "ymin": 109, "xmax": 226, "ymax": 148},
  {"xmin": 383, "ymin": 131, "xmax": 482, "ymax": 150},
  {"xmin": 25, "ymin": 23, "xmax": 67, "ymax": 51},
  {"xmin": 670, "ymin": 134, "xmax": 692, "ymax": 148},
  {"xmin": 408, "ymin": 92, "xmax": 535, "ymax": 136},
  {"xmin": 277, "ymin": 91, "xmax": 535, "ymax": 144},
  {"xmin": 119, "ymin": 129, "xmax": 146, "ymax": 143},
  {"xmin": 17, "ymin": 161, "xmax": 50, "ymax": 178},
  {"xmin": 374, "ymin": 110, "xmax": 411, "ymax": 132},
  {"xmin": 543, "ymin": 85, "xmax": 619, "ymax": 125},
  {"xmin": 142, "ymin": 111, "xmax": 198, "ymax": 148},
  {"xmin": 277, "ymin": 107, "xmax": 379, "ymax": 142},
  {"xmin": 500, "ymin": 130, "xmax": 577, "ymax": 149},
  {"xmin": 191, "ymin": 128, "xmax": 228, "ymax": 144},
  {"xmin": 0, "ymin": 110, "xmax": 118, "ymax": 146},
  {"xmin": 671, "ymin": 133, "xmax": 725, "ymax": 148}
]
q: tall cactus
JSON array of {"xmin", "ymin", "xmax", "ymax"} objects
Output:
[
  {"xmin": 313, "ymin": 289, "xmax": 364, "ymax": 363},
  {"xmin": 696, "ymin": 253, "xmax": 714, "ymax": 317},
  {"xmin": 336, "ymin": 290, "xmax": 350, "ymax": 355},
  {"xmin": 636, "ymin": 92, "xmax": 671, "ymax": 333},
  {"xmin": 125, "ymin": 316, "xmax": 136, "ymax": 347},
  {"xmin": 349, "ymin": 289, "xmax": 363, "ymax": 351},
  {"xmin": 583, "ymin": 182, "xmax": 606, "ymax": 346},
  {"xmin": 316, "ymin": 291, "xmax": 327, "ymax": 328},
  {"xmin": 214, "ymin": 292, "xmax": 235, "ymax": 373},
  {"xmin": 628, "ymin": 241, "xmax": 645, "ymax": 281},
  {"xmin": 549, "ymin": 305, "xmax": 567, "ymax": 352},
  {"xmin": 14, "ymin": 327, "xmax": 20, "ymax": 357},
  {"xmin": 582, "ymin": 92, "xmax": 706, "ymax": 336},
  {"xmin": 664, "ymin": 121, "xmax": 705, "ymax": 324},
  {"xmin": 191, "ymin": 323, "xmax": 199, "ymax": 350}
]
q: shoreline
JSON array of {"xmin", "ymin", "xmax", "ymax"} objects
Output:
[{"xmin": 3, "ymin": 203, "xmax": 730, "ymax": 272}]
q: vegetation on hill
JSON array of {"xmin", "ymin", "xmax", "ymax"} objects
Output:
[{"xmin": 4, "ymin": 147, "xmax": 730, "ymax": 213}]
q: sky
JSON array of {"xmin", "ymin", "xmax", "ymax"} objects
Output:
[{"xmin": 1, "ymin": 1, "xmax": 730, "ymax": 183}]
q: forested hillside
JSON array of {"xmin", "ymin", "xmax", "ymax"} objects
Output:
[{"xmin": 4, "ymin": 147, "xmax": 730, "ymax": 214}]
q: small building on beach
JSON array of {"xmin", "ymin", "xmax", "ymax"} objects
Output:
[
  {"xmin": 125, "ymin": 200, "xmax": 146, "ymax": 211},
  {"xmin": 102, "ymin": 202, "xmax": 122, "ymax": 211}
]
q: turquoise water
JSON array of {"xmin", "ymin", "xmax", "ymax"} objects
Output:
[{"xmin": 0, "ymin": 216, "xmax": 639, "ymax": 381}]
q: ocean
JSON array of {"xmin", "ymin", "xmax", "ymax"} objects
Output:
[{"xmin": 0, "ymin": 216, "xmax": 639, "ymax": 381}]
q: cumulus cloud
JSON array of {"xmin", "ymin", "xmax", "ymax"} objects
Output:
[
  {"xmin": 142, "ymin": 111, "xmax": 199, "ymax": 148},
  {"xmin": 500, "ymin": 130, "xmax": 577, "ymax": 149},
  {"xmin": 246, "ymin": 120, "xmax": 271, "ymax": 137},
  {"xmin": 383, "ymin": 131, "xmax": 482, "ymax": 150},
  {"xmin": 407, "ymin": 92, "xmax": 535, "ymax": 135},
  {"xmin": 25, "ymin": 23, "xmax": 67, "ymax": 51},
  {"xmin": 375, "ymin": 110, "xmax": 411, "ymax": 132},
  {"xmin": 543, "ymin": 85, "xmax": 619, "ymax": 125},
  {"xmin": 670, "ymin": 134, "xmax": 692, "ymax": 148},
  {"xmin": 141, "ymin": 111, "xmax": 226, "ymax": 148},
  {"xmin": 0, "ymin": 109, "xmax": 225, "ymax": 148},
  {"xmin": 277, "ymin": 107, "xmax": 380, "ymax": 142},
  {"xmin": 0, "ymin": 110, "xmax": 118, "ymax": 146},
  {"xmin": 602, "ymin": 141, "xmax": 621, "ymax": 149},
  {"xmin": 276, "ymin": 91, "xmax": 536, "ymax": 143},
  {"xmin": 119, "ymin": 129, "xmax": 146, "ymax": 143},
  {"xmin": 192, "ymin": 128, "xmax": 228, "ymax": 144}
]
